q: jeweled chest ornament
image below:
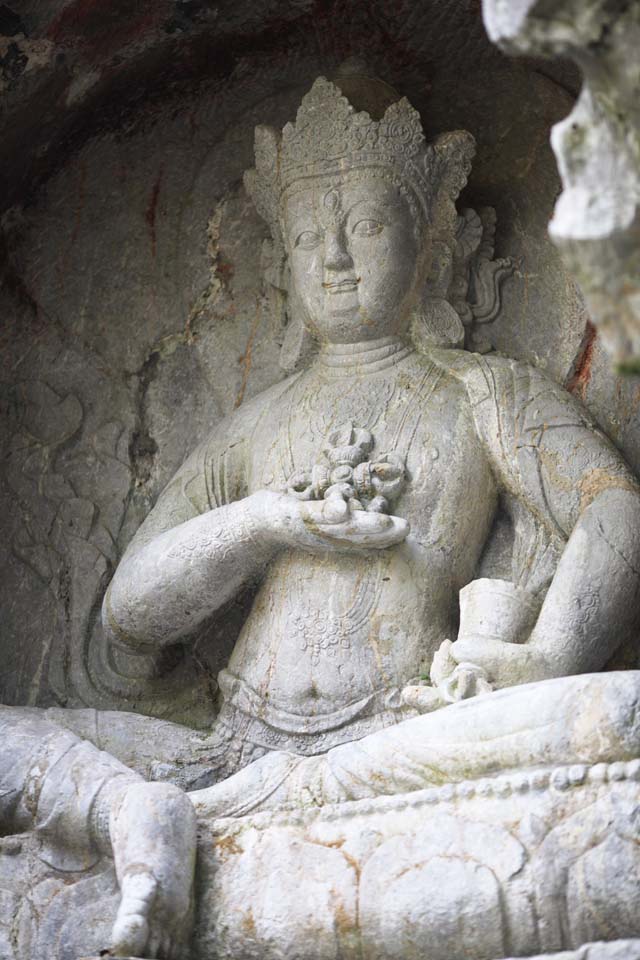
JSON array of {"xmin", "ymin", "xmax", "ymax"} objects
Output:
[{"xmin": 285, "ymin": 421, "xmax": 407, "ymax": 514}]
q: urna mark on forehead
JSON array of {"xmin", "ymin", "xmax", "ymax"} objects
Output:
[{"xmin": 282, "ymin": 167, "xmax": 415, "ymax": 235}]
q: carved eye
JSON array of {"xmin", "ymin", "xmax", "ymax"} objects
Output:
[
  {"xmin": 352, "ymin": 219, "xmax": 383, "ymax": 237},
  {"xmin": 295, "ymin": 230, "xmax": 321, "ymax": 250}
]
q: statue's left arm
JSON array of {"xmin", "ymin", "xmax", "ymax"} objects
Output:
[{"xmin": 451, "ymin": 355, "xmax": 640, "ymax": 686}]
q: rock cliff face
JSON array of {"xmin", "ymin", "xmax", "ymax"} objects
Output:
[
  {"xmin": 1, "ymin": 0, "xmax": 638, "ymax": 723},
  {"xmin": 483, "ymin": 0, "xmax": 640, "ymax": 371}
]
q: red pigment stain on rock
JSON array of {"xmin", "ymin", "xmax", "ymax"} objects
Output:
[
  {"xmin": 47, "ymin": 0, "xmax": 163, "ymax": 59},
  {"xmin": 568, "ymin": 321, "xmax": 597, "ymax": 399},
  {"xmin": 145, "ymin": 168, "xmax": 164, "ymax": 258},
  {"xmin": 47, "ymin": 0, "xmax": 101, "ymax": 41},
  {"xmin": 217, "ymin": 261, "xmax": 235, "ymax": 280}
]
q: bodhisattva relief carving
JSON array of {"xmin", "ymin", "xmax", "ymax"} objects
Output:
[{"xmin": 1, "ymin": 65, "xmax": 640, "ymax": 960}]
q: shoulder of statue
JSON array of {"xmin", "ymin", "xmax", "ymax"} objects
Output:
[
  {"xmin": 425, "ymin": 347, "xmax": 518, "ymax": 410},
  {"xmin": 429, "ymin": 345, "xmax": 594, "ymax": 436},
  {"xmin": 148, "ymin": 372, "xmax": 303, "ymax": 519},
  {"xmin": 218, "ymin": 371, "xmax": 303, "ymax": 436},
  {"xmin": 425, "ymin": 348, "xmax": 565, "ymax": 492},
  {"xmin": 425, "ymin": 347, "xmax": 582, "ymax": 418},
  {"xmin": 195, "ymin": 370, "xmax": 303, "ymax": 462}
]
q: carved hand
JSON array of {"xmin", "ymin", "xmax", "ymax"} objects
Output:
[
  {"xmin": 400, "ymin": 682, "xmax": 445, "ymax": 713},
  {"xmin": 253, "ymin": 489, "xmax": 410, "ymax": 553},
  {"xmin": 104, "ymin": 490, "xmax": 410, "ymax": 651},
  {"xmin": 449, "ymin": 636, "xmax": 551, "ymax": 689}
]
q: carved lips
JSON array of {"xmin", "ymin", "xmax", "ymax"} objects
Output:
[{"xmin": 322, "ymin": 278, "xmax": 361, "ymax": 294}]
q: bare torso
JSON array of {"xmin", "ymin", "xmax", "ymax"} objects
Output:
[{"xmin": 226, "ymin": 351, "xmax": 497, "ymax": 717}]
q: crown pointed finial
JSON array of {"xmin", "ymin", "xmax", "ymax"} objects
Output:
[{"xmin": 244, "ymin": 71, "xmax": 476, "ymax": 246}]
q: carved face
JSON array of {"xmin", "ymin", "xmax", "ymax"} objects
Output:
[{"xmin": 283, "ymin": 170, "xmax": 424, "ymax": 344}]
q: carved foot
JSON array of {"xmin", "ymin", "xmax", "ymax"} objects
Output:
[{"xmin": 107, "ymin": 782, "xmax": 197, "ymax": 959}]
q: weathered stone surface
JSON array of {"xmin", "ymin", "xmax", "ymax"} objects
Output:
[
  {"xmin": 0, "ymin": 2, "xmax": 605, "ymax": 719},
  {"xmin": 3, "ymin": 761, "xmax": 640, "ymax": 959},
  {"xmin": 508, "ymin": 944, "xmax": 640, "ymax": 960},
  {"xmin": 2, "ymin": 61, "xmax": 640, "ymax": 960},
  {"xmin": 196, "ymin": 765, "xmax": 640, "ymax": 960},
  {"xmin": 482, "ymin": 0, "xmax": 640, "ymax": 370}
]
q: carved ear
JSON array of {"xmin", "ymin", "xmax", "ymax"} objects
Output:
[{"xmin": 411, "ymin": 297, "xmax": 465, "ymax": 352}]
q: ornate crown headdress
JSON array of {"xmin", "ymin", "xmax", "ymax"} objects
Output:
[
  {"xmin": 244, "ymin": 72, "xmax": 476, "ymax": 239},
  {"xmin": 243, "ymin": 68, "xmax": 511, "ymax": 368}
]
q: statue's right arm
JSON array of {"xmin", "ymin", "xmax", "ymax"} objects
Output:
[
  {"xmin": 105, "ymin": 488, "xmax": 281, "ymax": 649},
  {"xmin": 104, "ymin": 399, "xmax": 409, "ymax": 651},
  {"xmin": 103, "ymin": 408, "xmax": 279, "ymax": 650},
  {"xmin": 105, "ymin": 487, "xmax": 407, "ymax": 651}
]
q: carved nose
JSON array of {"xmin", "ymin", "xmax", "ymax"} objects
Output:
[{"xmin": 324, "ymin": 230, "xmax": 353, "ymax": 271}]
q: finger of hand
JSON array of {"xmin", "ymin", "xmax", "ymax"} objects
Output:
[
  {"xmin": 348, "ymin": 511, "xmax": 393, "ymax": 534},
  {"xmin": 450, "ymin": 638, "xmax": 514, "ymax": 677},
  {"xmin": 111, "ymin": 870, "xmax": 157, "ymax": 955},
  {"xmin": 320, "ymin": 515, "xmax": 407, "ymax": 547},
  {"xmin": 401, "ymin": 685, "xmax": 443, "ymax": 712},
  {"xmin": 450, "ymin": 638, "xmax": 489, "ymax": 663},
  {"xmin": 455, "ymin": 669, "xmax": 477, "ymax": 699},
  {"xmin": 364, "ymin": 515, "xmax": 409, "ymax": 545},
  {"xmin": 349, "ymin": 514, "xmax": 410, "ymax": 541},
  {"xmin": 430, "ymin": 639, "xmax": 457, "ymax": 686}
]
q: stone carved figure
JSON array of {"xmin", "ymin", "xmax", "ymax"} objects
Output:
[{"xmin": 2, "ymin": 65, "xmax": 640, "ymax": 960}]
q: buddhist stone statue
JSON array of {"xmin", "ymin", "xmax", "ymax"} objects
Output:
[{"xmin": 2, "ymin": 67, "xmax": 640, "ymax": 960}]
